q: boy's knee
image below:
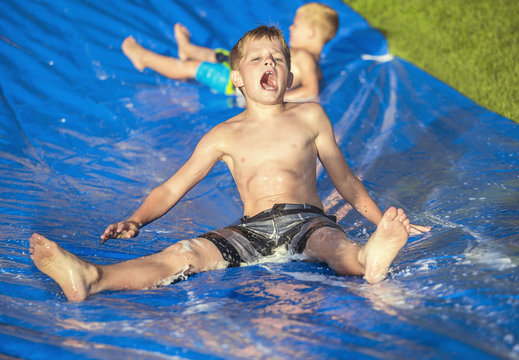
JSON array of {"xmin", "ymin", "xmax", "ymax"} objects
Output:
[
  {"xmin": 160, "ymin": 238, "xmax": 225, "ymax": 274},
  {"xmin": 163, "ymin": 240, "xmax": 199, "ymax": 263}
]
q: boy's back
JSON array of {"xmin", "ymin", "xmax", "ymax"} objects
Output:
[{"xmin": 287, "ymin": 49, "xmax": 321, "ymax": 99}]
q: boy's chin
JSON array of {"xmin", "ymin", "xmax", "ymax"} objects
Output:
[
  {"xmin": 262, "ymin": 87, "xmax": 285, "ymax": 97},
  {"xmin": 243, "ymin": 85, "xmax": 288, "ymax": 103},
  {"xmin": 254, "ymin": 92, "xmax": 285, "ymax": 104}
]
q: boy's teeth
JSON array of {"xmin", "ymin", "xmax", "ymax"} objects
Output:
[{"xmin": 261, "ymin": 71, "xmax": 276, "ymax": 90}]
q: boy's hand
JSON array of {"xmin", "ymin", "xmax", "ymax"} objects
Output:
[
  {"xmin": 100, "ymin": 221, "xmax": 140, "ymax": 244},
  {"xmin": 409, "ymin": 224, "xmax": 431, "ymax": 236}
]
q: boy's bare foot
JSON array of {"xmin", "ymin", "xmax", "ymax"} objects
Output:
[
  {"xmin": 29, "ymin": 233, "xmax": 99, "ymax": 302},
  {"xmin": 122, "ymin": 36, "xmax": 146, "ymax": 71},
  {"xmin": 174, "ymin": 23, "xmax": 191, "ymax": 60},
  {"xmin": 358, "ymin": 207, "xmax": 410, "ymax": 283}
]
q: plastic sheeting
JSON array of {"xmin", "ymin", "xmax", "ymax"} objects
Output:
[{"xmin": 1, "ymin": 0, "xmax": 518, "ymax": 359}]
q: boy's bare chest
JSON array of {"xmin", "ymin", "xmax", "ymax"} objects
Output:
[{"xmin": 231, "ymin": 121, "xmax": 314, "ymax": 164}]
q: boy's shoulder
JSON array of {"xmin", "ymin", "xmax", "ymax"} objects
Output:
[
  {"xmin": 289, "ymin": 48, "xmax": 320, "ymax": 85},
  {"xmin": 291, "ymin": 48, "xmax": 319, "ymax": 64},
  {"xmin": 286, "ymin": 100, "xmax": 322, "ymax": 112},
  {"xmin": 197, "ymin": 112, "xmax": 246, "ymax": 153},
  {"xmin": 207, "ymin": 111, "xmax": 247, "ymax": 137},
  {"xmin": 285, "ymin": 101, "xmax": 327, "ymax": 123}
]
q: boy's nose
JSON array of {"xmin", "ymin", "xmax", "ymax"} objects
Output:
[{"xmin": 264, "ymin": 56, "xmax": 274, "ymax": 66}]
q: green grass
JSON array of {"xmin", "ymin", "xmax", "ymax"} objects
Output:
[{"xmin": 343, "ymin": 0, "xmax": 519, "ymax": 122}]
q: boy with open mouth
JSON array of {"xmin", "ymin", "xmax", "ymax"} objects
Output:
[{"xmin": 30, "ymin": 26, "xmax": 429, "ymax": 302}]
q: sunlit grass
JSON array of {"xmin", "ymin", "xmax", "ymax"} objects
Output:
[{"xmin": 344, "ymin": 0, "xmax": 518, "ymax": 122}]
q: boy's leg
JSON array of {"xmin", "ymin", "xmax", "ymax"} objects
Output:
[
  {"xmin": 29, "ymin": 233, "xmax": 226, "ymax": 302},
  {"xmin": 122, "ymin": 36, "xmax": 200, "ymax": 79},
  {"xmin": 303, "ymin": 207, "xmax": 410, "ymax": 283},
  {"xmin": 174, "ymin": 23, "xmax": 217, "ymax": 62}
]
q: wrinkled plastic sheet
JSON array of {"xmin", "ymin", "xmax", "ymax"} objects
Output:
[{"xmin": 1, "ymin": 0, "xmax": 518, "ymax": 359}]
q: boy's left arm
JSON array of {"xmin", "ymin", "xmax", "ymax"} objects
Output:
[
  {"xmin": 319, "ymin": 143, "xmax": 384, "ymax": 225},
  {"xmin": 314, "ymin": 105, "xmax": 430, "ymax": 235}
]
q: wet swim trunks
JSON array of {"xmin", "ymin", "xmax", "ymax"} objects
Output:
[
  {"xmin": 194, "ymin": 48, "xmax": 234, "ymax": 95},
  {"xmin": 199, "ymin": 203, "xmax": 344, "ymax": 267}
]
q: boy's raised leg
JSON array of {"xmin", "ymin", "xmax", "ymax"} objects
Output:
[
  {"xmin": 174, "ymin": 23, "xmax": 217, "ymax": 62},
  {"xmin": 174, "ymin": 23, "xmax": 192, "ymax": 61},
  {"xmin": 122, "ymin": 36, "xmax": 147, "ymax": 71},
  {"xmin": 122, "ymin": 36, "xmax": 200, "ymax": 79},
  {"xmin": 304, "ymin": 207, "xmax": 409, "ymax": 283}
]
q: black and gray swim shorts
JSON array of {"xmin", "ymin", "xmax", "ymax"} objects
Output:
[{"xmin": 199, "ymin": 203, "xmax": 344, "ymax": 267}]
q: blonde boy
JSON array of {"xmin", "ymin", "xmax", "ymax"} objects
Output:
[
  {"xmin": 30, "ymin": 26, "xmax": 429, "ymax": 302},
  {"xmin": 122, "ymin": 3, "xmax": 338, "ymax": 101},
  {"xmin": 285, "ymin": 2, "xmax": 338, "ymax": 100}
]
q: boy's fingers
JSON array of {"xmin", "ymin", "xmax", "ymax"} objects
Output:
[
  {"xmin": 100, "ymin": 233, "xmax": 110, "ymax": 244},
  {"xmin": 100, "ymin": 224, "xmax": 119, "ymax": 243},
  {"xmin": 100, "ymin": 222, "xmax": 138, "ymax": 243}
]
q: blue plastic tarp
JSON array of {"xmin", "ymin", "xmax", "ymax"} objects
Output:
[{"xmin": 1, "ymin": 1, "xmax": 518, "ymax": 359}]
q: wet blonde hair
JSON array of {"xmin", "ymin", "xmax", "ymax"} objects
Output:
[
  {"xmin": 229, "ymin": 25, "xmax": 291, "ymax": 71},
  {"xmin": 297, "ymin": 3, "xmax": 339, "ymax": 43}
]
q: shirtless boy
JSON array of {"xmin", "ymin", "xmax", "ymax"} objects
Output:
[
  {"xmin": 30, "ymin": 26, "xmax": 429, "ymax": 302},
  {"xmin": 121, "ymin": 3, "xmax": 338, "ymax": 101}
]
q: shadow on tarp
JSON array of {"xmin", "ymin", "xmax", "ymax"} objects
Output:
[{"xmin": 0, "ymin": 0, "xmax": 518, "ymax": 359}]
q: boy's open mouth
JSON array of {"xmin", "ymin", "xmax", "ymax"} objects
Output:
[{"xmin": 260, "ymin": 71, "xmax": 277, "ymax": 91}]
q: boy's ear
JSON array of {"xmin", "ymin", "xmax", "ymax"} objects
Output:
[
  {"xmin": 287, "ymin": 72, "xmax": 294, "ymax": 89},
  {"xmin": 309, "ymin": 26, "xmax": 317, "ymax": 39},
  {"xmin": 231, "ymin": 70, "xmax": 244, "ymax": 88}
]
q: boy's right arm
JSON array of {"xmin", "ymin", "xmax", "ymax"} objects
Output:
[{"xmin": 100, "ymin": 128, "xmax": 225, "ymax": 243}]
